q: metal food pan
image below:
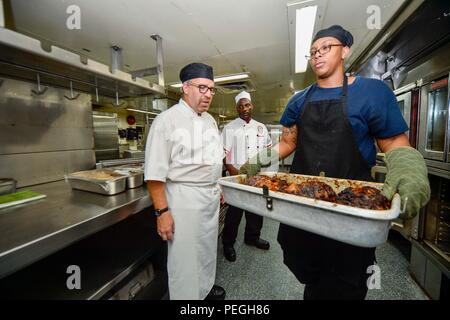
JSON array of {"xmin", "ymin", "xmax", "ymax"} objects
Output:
[
  {"xmin": 65, "ymin": 170, "xmax": 127, "ymax": 195},
  {"xmin": 118, "ymin": 163, "xmax": 144, "ymax": 170},
  {"xmin": 218, "ymin": 172, "xmax": 401, "ymax": 248},
  {"xmin": 111, "ymin": 168, "xmax": 144, "ymax": 189},
  {"xmin": 0, "ymin": 179, "xmax": 16, "ymax": 196},
  {"xmin": 125, "ymin": 173, "xmax": 144, "ymax": 189}
]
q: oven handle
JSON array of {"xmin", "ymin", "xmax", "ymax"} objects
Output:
[{"xmin": 446, "ymin": 72, "xmax": 450, "ymax": 163}]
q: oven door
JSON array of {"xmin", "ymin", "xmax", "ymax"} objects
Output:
[
  {"xmin": 396, "ymin": 91, "xmax": 412, "ymax": 137},
  {"xmin": 418, "ymin": 77, "xmax": 449, "ymax": 163},
  {"xmin": 421, "ymin": 175, "xmax": 450, "ymax": 265}
]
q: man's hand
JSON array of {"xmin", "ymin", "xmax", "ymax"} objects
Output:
[
  {"xmin": 147, "ymin": 181, "xmax": 174, "ymax": 240},
  {"xmin": 157, "ymin": 211, "xmax": 175, "ymax": 241},
  {"xmin": 381, "ymin": 146, "xmax": 430, "ymax": 219},
  {"xmin": 225, "ymin": 164, "xmax": 239, "ymax": 176}
]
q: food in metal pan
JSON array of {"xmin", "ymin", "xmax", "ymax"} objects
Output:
[
  {"xmin": 291, "ymin": 181, "xmax": 337, "ymax": 202},
  {"xmin": 336, "ymin": 186, "xmax": 391, "ymax": 210},
  {"xmin": 242, "ymin": 175, "xmax": 391, "ymax": 210},
  {"xmin": 69, "ymin": 169, "xmax": 125, "ymax": 180},
  {"xmin": 246, "ymin": 175, "xmax": 288, "ymax": 191}
]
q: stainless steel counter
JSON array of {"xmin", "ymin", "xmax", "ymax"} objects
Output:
[{"xmin": 0, "ymin": 180, "xmax": 152, "ymax": 279}]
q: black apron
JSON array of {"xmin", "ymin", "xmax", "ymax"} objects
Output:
[{"xmin": 277, "ymin": 76, "xmax": 376, "ymax": 293}]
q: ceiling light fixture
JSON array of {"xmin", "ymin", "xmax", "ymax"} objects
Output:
[
  {"xmin": 287, "ymin": 0, "xmax": 315, "ymax": 7},
  {"xmin": 126, "ymin": 108, "xmax": 160, "ymax": 115},
  {"xmin": 93, "ymin": 115, "xmax": 116, "ymax": 119},
  {"xmin": 295, "ymin": 5, "xmax": 318, "ymax": 73},
  {"xmin": 169, "ymin": 72, "xmax": 250, "ymax": 88},
  {"xmin": 215, "ymin": 73, "xmax": 250, "ymax": 83}
]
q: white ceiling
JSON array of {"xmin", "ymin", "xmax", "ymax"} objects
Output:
[{"xmin": 7, "ymin": 0, "xmax": 406, "ymax": 123}]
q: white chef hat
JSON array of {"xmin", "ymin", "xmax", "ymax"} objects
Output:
[{"xmin": 235, "ymin": 91, "xmax": 251, "ymax": 105}]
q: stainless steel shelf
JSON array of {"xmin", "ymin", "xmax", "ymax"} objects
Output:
[{"xmin": 0, "ymin": 27, "xmax": 166, "ymax": 99}]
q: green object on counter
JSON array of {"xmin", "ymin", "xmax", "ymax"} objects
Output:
[{"xmin": 0, "ymin": 190, "xmax": 46, "ymax": 209}]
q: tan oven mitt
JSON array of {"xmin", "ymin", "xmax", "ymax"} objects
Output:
[{"xmin": 381, "ymin": 146, "xmax": 431, "ymax": 219}]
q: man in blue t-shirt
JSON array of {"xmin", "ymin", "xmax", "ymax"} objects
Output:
[{"xmin": 239, "ymin": 25, "xmax": 430, "ymax": 300}]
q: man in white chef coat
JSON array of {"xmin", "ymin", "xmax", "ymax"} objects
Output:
[
  {"xmin": 221, "ymin": 91, "xmax": 272, "ymax": 262},
  {"xmin": 144, "ymin": 62, "xmax": 226, "ymax": 300}
]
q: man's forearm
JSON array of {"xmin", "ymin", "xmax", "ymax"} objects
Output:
[
  {"xmin": 225, "ymin": 164, "xmax": 239, "ymax": 176},
  {"xmin": 376, "ymin": 133, "xmax": 410, "ymax": 153},
  {"xmin": 147, "ymin": 180, "xmax": 169, "ymax": 209},
  {"xmin": 277, "ymin": 125, "xmax": 297, "ymax": 159},
  {"xmin": 276, "ymin": 141, "xmax": 296, "ymax": 159}
]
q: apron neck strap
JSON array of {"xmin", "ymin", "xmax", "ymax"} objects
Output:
[
  {"xmin": 342, "ymin": 74, "xmax": 349, "ymax": 98},
  {"xmin": 305, "ymin": 74, "xmax": 349, "ymax": 103}
]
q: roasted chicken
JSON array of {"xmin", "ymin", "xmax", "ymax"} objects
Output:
[
  {"xmin": 336, "ymin": 186, "xmax": 391, "ymax": 210},
  {"xmin": 282, "ymin": 180, "xmax": 337, "ymax": 201},
  {"xmin": 243, "ymin": 175, "xmax": 390, "ymax": 210},
  {"xmin": 246, "ymin": 175, "xmax": 288, "ymax": 192},
  {"xmin": 297, "ymin": 180, "xmax": 337, "ymax": 202}
]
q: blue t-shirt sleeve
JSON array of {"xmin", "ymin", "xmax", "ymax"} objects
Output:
[
  {"xmin": 279, "ymin": 99, "xmax": 299, "ymax": 127},
  {"xmin": 279, "ymin": 87, "xmax": 310, "ymax": 127},
  {"xmin": 366, "ymin": 80, "xmax": 409, "ymax": 139}
]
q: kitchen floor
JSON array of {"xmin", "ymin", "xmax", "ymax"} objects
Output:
[{"xmin": 215, "ymin": 216, "xmax": 429, "ymax": 300}]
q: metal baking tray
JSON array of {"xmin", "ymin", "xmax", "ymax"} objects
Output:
[
  {"xmin": 0, "ymin": 179, "xmax": 16, "ymax": 196},
  {"xmin": 218, "ymin": 172, "xmax": 401, "ymax": 248},
  {"xmin": 111, "ymin": 167, "xmax": 144, "ymax": 189},
  {"xmin": 116, "ymin": 163, "xmax": 144, "ymax": 170},
  {"xmin": 65, "ymin": 169, "xmax": 127, "ymax": 195}
]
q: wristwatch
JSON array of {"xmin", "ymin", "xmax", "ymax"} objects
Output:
[{"xmin": 153, "ymin": 206, "xmax": 169, "ymax": 217}]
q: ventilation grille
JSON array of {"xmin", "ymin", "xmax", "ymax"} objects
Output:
[{"xmin": 216, "ymin": 79, "xmax": 256, "ymax": 94}]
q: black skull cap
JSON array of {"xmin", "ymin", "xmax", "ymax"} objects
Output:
[
  {"xmin": 312, "ymin": 25, "xmax": 354, "ymax": 48},
  {"xmin": 179, "ymin": 62, "xmax": 214, "ymax": 82}
]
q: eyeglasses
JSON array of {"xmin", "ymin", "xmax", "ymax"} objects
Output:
[
  {"xmin": 305, "ymin": 44, "xmax": 343, "ymax": 60},
  {"xmin": 188, "ymin": 82, "xmax": 217, "ymax": 95}
]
